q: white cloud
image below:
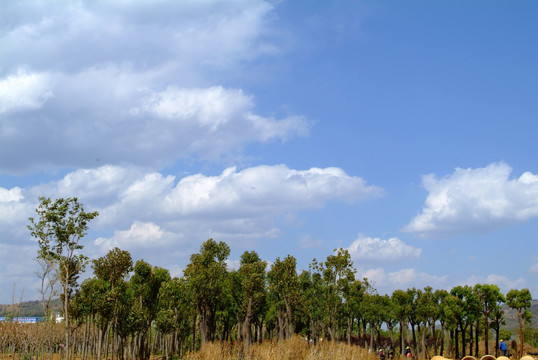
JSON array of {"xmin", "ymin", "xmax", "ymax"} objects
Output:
[
  {"xmin": 0, "ymin": 0, "xmax": 298, "ymax": 174},
  {"xmin": 360, "ymin": 267, "xmax": 448, "ymax": 294},
  {"xmin": 2, "ymin": 164, "xmax": 381, "ymax": 246},
  {"xmin": 96, "ymin": 164, "xmax": 383, "ymax": 233},
  {"xmin": 530, "ymin": 262, "xmax": 538, "ymax": 274},
  {"xmin": 347, "ymin": 235, "xmax": 421, "ymax": 264},
  {"xmin": 0, "ymin": 68, "xmax": 309, "ymax": 173},
  {"xmin": 0, "ymin": 187, "xmax": 23, "ymax": 202},
  {"xmin": 403, "ymin": 162, "xmax": 538, "ymax": 237},
  {"xmin": 462, "ymin": 274, "xmax": 526, "ymax": 295},
  {"xmin": 226, "ymin": 259, "xmax": 241, "ymax": 271},
  {"xmin": 0, "ymin": 69, "xmax": 54, "ymax": 114},
  {"xmin": 0, "ymin": 187, "xmax": 32, "ymax": 238},
  {"xmin": 95, "ymin": 221, "xmax": 176, "ymax": 250},
  {"xmin": 1, "ymin": 0, "xmax": 275, "ymax": 74}
]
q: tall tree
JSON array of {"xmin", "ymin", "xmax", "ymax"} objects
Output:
[
  {"xmin": 391, "ymin": 289, "xmax": 411, "ymax": 358},
  {"xmin": 406, "ymin": 288, "xmax": 419, "ymax": 356},
  {"xmin": 130, "ymin": 260, "xmax": 171, "ymax": 359},
  {"xmin": 92, "ymin": 247, "xmax": 133, "ymax": 359},
  {"xmin": 433, "ymin": 289, "xmax": 450, "ymax": 356},
  {"xmin": 450, "ymin": 285, "xmax": 480, "ymax": 357},
  {"xmin": 267, "ymin": 255, "xmax": 299, "ymax": 339},
  {"xmin": 417, "ymin": 286, "xmax": 437, "ymax": 358},
  {"xmin": 490, "ymin": 302, "xmax": 506, "ymax": 357},
  {"xmin": 183, "ymin": 238, "xmax": 230, "ymax": 343},
  {"xmin": 156, "ymin": 277, "xmax": 195, "ymax": 358},
  {"xmin": 237, "ymin": 251, "xmax": 267, "ymax": 345},
  {"xmin": 297, "ymin": 269, "xmax": 326, "ymax": 345},
  {"xmin": 345, "ymin": 279, "xmax": 366, "ymax": 345},
  {"xmin": 28, "ymin": 197, "xmax": 98, "ymax": 360},
  {"xmin": 474, "ymin": 284, "xmax": 504, "ymax": 355},
  {"xmin": 506, "ymin": 288, "xmax": 533, "ymax": 358},
  {"xmin": 319, "ymin": 248, "xmax": 356, "ymax": 341}
]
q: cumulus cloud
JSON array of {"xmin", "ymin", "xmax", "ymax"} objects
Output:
[
  {"xmin": 96, "ymin": 164, "xmax": 383, "ymax": 231},
  {"xmin": 1, "ymin": 163, "xmax": 380, "ymax": 300},
  {"xmin": 0, "ymin": 186, "xmax": 33, "ymax": 238},
  {"xmin": 1, "ymin": 0, "xmax": 275, "ymax": 73},
  {"xmin": 0, "ymin": 69, "xmax": 54, "ymax": 114},
  {"xmin": 95, "ymin": 221, "xmax": 176, "ymax": 250},
  {"xmin": 403, "ymin": 162, "xmax": 538, "ymax": 237},
  {"xmin": 462, "ymin": 274, "xmax": 526, "ymax": 294},
  {"xmin": 359, "ymin": 267, "xmax": 448, "ymax": 293},
  {"xmin": 0, "ymin": 68, "xmax": 309, "ymax": 173},
  {"xmin": 347, "ymin": 235, "xmax": 422, "ymax": 264},
  {"xmin": 2, "ymin": 164, "xmax": 382, "ymax": 246},
  {"xmin": 0, "ymin": 0, "xmax": 303, "ymax": 174}
]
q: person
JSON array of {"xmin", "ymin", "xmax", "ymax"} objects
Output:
[
  {"xmin": 499, "ymin": 339, "xmax": 507, "ymax": 356},
  {"xmin": 404, "ymin": 346, "xmax": 411, "ymax": 357},
  {"xmin": 379, "ymin": 348, "xmax": 386, "ymax": 360}
]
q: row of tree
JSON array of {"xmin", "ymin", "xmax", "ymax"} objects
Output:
[{"xmin": 26, "ymin": 197, "xmax": 534, "ymax": 360}]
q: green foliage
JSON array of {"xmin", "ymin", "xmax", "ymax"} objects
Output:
[
  {"xmin": 9, "ymin": 229, "xmax": 538, "ymax": 360},
  {"xmin": 524, "ymin": 326, "xmax": 538, "ymax": 348},
  {"xmin": 183, "ymin": 238, "xmax": 230, "ymax": 343},
  {"xmin": 92, "ymin": 247, "xmax": 133, "ymax": 286},
  {"xmin": 499, "ymin": 328, "xmax": 512, "ymax": 340},
  {"xmin": 507, "ymin": 288, "xmax": 533, "ymax": 357},
  {"xmin": 474, "ymin": 283, "xmax": 505, "ymax": 353},
  {"xmin": 28, "ymin": 197, "xmax": 98, "ymax": 360}
]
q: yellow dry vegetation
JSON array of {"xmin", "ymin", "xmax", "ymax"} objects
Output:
[{"xmin": 182, "ymin": 336, "xmax": 379, "ymax": 360}]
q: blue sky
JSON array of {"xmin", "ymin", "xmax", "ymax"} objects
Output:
[{"xmin": 1, "ymin": 0, "xmax": 537, "ymax": 304}]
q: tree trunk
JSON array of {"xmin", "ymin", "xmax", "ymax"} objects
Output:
[
  {"xmin": 461, "ymin": 323, "xmax": 467, "ymax": 356},
  {"xmin": 243, "ymin": 297, "xmax": 253, "ymax": 345},
  {"xmin": 411, "ymin": 322, "xmax": 417, "ymax": 356},
  {"xmin": 475, "ymin": 324, "xmax": 479, "ymax": 356},
  {"xmin": 421, "ymin": 323, "xmax": 426, "ymax": 359},
  {"xmin": 494, "ymin": 327, "xmax": 500, "ymax": 357},
  {"xmin": 64, "ymin": 286, "xmax": 70, "ymax": 360},
  {"xmin": 284, "ymin": 299, "xmax": 294, "ymax": 338},
  {"xmin": 191, "ymin": 313, "xmax": 197, "ymax": 352},
  {"xmin": 518, "ymin": 310, "xmax": 524, "ymax": 358},
  {"xmin": 347, "ymin": 316, "xmax": 352, "ymax": 345},
  {"xmin": 400, "ymin": 322, "xmax": 404, "ymax": 359},
  {"xmin": 455, "ymin": 327, "xmax": 460, "ymax": 359}
]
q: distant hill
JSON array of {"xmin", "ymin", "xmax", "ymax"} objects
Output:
[
  {"xmin": 0, "ymin": 299, "xmax": 61, "ymax": 317},
  {"xmin": 502, "ymin": 299, "xmax": 538, "ymax": 331}
]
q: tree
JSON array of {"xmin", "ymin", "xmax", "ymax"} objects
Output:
[
  {"xmin": 474, "ymin": 284, "xmax": 504, "ymax": 355},
  {"xmin": 433, "ymin": 289, "xmax": 450, "ymax": 356},
  {"xmin": 267, "ymin": 255, "xmax": 299, "ymax": 339},
  {"xmin": 490, "ymin": 302, "xmax": 506, "ymax": 357},
  {"xmin": 156, "ymin": 277, "xmax": 195, "ymax": 358},
  {"xmin": 317, "ymin": 248, "xmax": 355, "ymax": 341},
  {"xmin": 28, "ymin": 197, "xmax": 98, "ymax": 360},
  {"xmin": 237, "ymin": 251, "xmax": 267, "ymax": 345},
  {"xmin": 35, "ymin": 257, "xmax": 60, "ymax": 321},
  {"xmin": 506, "ymin": 288, "xmax": 533, "ymax": 358},
  {"xmin": 416, "ymin": 286, "xmax": 438, "ymax": 358},
  {"xmin": 391, "ymin": 289, "xmax": 411, "ymax": 358},
  {"xmin": 183, "ymin": 238, "xmax": 230, "ymax": 343},
  {"xmin": 450, "ymin": 285, "xmax": 480, "ymax": 357},
  {"xmin": 130, "ymin": 260, "xmax": 171, "ymax": 359},
  {"xmin": 92, "ymin": 247, "xmax": 133, "ymax": 359}
]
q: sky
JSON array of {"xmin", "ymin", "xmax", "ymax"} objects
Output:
[{"xmin": 1, "ymin": 0, "xmax": 537, "ymax": 305}]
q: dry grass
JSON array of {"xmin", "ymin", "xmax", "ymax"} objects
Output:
[{"xmin": 182, "ymin": 336, "xmax": 379, "ymax": 360}]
